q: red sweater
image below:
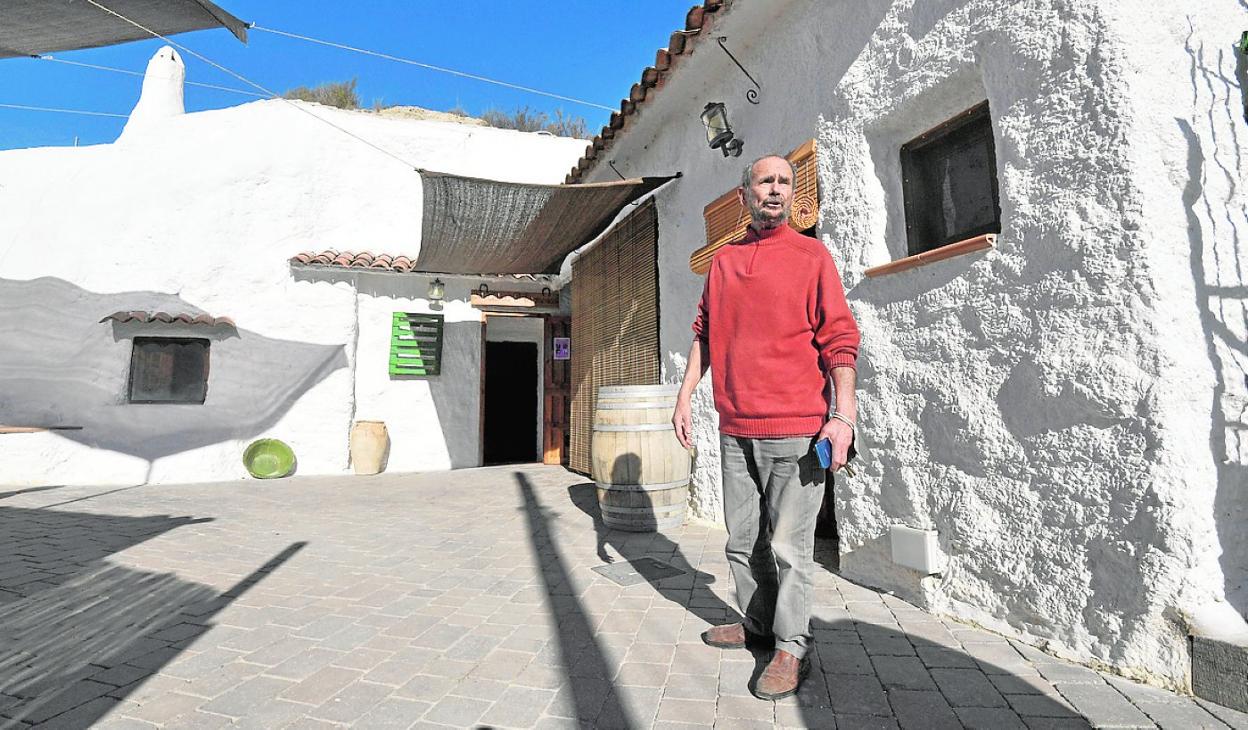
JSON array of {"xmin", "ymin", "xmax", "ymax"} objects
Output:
[{"xmin": 692, "ymin": 224, "xmax": 859, "ymax": 438}]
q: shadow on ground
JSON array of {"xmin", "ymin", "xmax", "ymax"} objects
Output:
[
  {"xmin": 0, "ymin": 503, "xmax": 303, "ymax": 727},
  {"xmin": 519, "ymin": 473, "xmax": 1096, "ymax": 727}
]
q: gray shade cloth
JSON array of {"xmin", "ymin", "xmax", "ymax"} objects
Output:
[
  {"xmin": 416, "ymin": 170, "xmax": 678, "ymax": 275},
  {"xmin": 0, "ymin": 0, "xmax": 247, "ymax": 59}
]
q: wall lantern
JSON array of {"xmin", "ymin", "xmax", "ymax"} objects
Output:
[
  {"xmin": 427, "ymin": 278, "xmax": 445, "ymax": 302},
  {"xmin": 701, "ymin": 102, "xmax": 743, "ymax": 157}
]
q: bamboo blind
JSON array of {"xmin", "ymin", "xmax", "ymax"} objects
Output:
[
  {"xmin": 569, "ymin": 199, "xmax": 660, "ymax": 474},
  {"xmin": 690, "ymin": 139, "xmax": 819, "ymax": 274}
]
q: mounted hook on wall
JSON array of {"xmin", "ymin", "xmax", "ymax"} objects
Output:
[{"xmin": 716, "ymin": 36, "xmax": 762, "ymax": 104}]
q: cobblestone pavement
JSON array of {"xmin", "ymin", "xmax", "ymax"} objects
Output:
[{"xmin": 1, "ymin": 465, "xmax": 1245, "ymax": 729}]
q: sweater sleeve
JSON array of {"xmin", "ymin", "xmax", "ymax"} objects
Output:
[
  {"xmin": 692, "ymin": 274, "xmax": 711, "ymax": 342},
  {"xmin": 813, "ymin": 253, "xmax": 860, "ymax": 370}
]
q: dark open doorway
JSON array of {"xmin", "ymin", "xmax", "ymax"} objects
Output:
[{"xmin": 483, "ymin": 341, "xmax": 538, "ymax": 465}]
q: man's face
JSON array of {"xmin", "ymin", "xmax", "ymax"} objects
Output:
[{"xmin": 740, "ymin": 156, "xmax": 793, "ymax": 228}]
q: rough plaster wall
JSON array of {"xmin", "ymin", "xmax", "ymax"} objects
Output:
[
  {"xmin": 1123, "ymin": 0, "xmax": 1248, "ymax": 625},
  {"xmin": 582, "ymin": 0, "xmax": 1243, "ymax": 687},
  {"xmin": 0, "ymin": 97, "xmax": 582, "ymax": 485}
]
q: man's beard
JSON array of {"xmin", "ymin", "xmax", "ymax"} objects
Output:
[{"xmin": 748, "ymin": 195, "xmax": 790, "ymax": 229}]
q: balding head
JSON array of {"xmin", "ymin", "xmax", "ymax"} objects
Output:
[{"xmin": 738, "ymin": 155, "xmax": 795, "ymax": 229}]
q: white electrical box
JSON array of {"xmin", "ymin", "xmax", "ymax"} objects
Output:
[{"xmin": 890, "ymin": 525, "xmax": 947, "ymax": 574}]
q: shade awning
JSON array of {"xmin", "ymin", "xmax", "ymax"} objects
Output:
[
  {"xmin": 415, "ymin": 170, "xmax": 678, "ymax": 274},
  {"xmin": 0, "ymin": 0, "xmax": 247, "ymax": 59}
]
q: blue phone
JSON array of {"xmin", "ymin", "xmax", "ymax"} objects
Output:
[{"xmin": 814, "ymin": 438, "xmax": 832, "ymax": 469}]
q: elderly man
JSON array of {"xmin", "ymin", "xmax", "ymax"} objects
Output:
[{"xmin": 672, "ymin": 154, "xmax": 860, "ymax": 700}]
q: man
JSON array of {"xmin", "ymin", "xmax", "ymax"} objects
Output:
[{"xmin": 672, "ymin": 154, "xmax": 859, "ymax": 700}]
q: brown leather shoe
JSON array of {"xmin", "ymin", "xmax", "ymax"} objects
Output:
[
  {"xmin": 751, "ymin": 649, "xmax": 811, "ymax": 700},
  {"xmin": 701, "ymin": 622, "xmax": 749, "ymax": 648}
]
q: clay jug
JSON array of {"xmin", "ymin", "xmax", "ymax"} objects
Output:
[{"xmin": 350, "ymin": 420, "xmax": 389, "ymax": 475}]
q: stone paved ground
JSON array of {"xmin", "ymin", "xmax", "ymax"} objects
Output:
[{"xmin": 1, "ymin": 465, "xmax": 1246, "ymax": 729}]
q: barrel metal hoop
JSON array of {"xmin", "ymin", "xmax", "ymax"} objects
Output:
[
  {"xmin": 595, "ymin": 479, "xmax": 689, "ymax": 493},
  {"xmin": 596, "ymin": 401, "xmax": 676, "ymax": 409},
  {"xmin": 600, "ymin": 504, "xmax": 687, "ymax": 515},
  {"xmin": 592, "ymin": 424, "xmax": 675, "ymax": 432}
]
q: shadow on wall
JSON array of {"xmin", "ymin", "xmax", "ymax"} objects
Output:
[
  {"xmin": 0, "ymin": 276, "xmax": 347, "ymax": 466},
  {"xmin": 312, "ymin": 269, "xmax": 482, "ymax": 469},
  {"xmin": 1180, "ymin": 29, "xmax": 1248, "ymax": 619},
  {"xmin": 1179, "ymin": 113, "xmax": 1248, "ymax": 620},
  {"xmin": 0, "ymin": 496, "xmax": 304, "ymax": 726}
]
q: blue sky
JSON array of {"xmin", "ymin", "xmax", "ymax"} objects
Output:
[{"xmin": 0, "ymin": 1, "xmax": 691, "ymax": 150}]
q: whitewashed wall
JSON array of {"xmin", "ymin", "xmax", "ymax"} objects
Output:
[
  {"xmin": 0, "ymin": 95, "xmax": 582, "ymax": 485},
  {"xmin": 582, "ymin": 0, "xmax": 1245, "ymax": 688}
]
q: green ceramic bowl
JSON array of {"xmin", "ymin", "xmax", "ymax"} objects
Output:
[{"xmin": 242, "ymin": 438, "xmax": 296, "ymax": 479}]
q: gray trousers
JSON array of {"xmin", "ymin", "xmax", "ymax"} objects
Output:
[{"xmin": 719, "ymin": 434, "xmax": 825, "ymax": 659}]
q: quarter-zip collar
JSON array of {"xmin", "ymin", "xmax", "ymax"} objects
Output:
[{"xmin": 741, "ymin": 222, "xmax": 791, "ymax": 273}]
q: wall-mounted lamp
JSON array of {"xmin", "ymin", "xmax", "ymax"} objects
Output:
[
  {"xmin": 477, "ymin": 283, "xmax": 490, "ymax": 297},
  {"xmin": 701, "ymin": 102, "xmax": 743, "ymax": 157},
  {"xmin": 427, "ymin": 278, "xmax": 445, "ymax": 302}
]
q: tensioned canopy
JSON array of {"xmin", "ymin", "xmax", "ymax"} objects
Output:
[
  {"xmin": 0, "ymin": 0, "xmax": 247, "ymax": 59},
  {"xmin": 416, "ymin": 170, "xmax": 678, "ymax": 274}
]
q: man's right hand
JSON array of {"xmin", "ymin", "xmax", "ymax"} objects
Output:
[{"xmin": 672, "ymin": 396, "xmax": 694, "ymax": 449}]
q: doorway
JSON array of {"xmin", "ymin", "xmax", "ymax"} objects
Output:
[{"xmin": 483, "ymin": 341, "xmax": 538, "ymax": 464}]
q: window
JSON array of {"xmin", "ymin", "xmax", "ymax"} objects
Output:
[
  {"xmin": 390, "ymin": 313, "xmax": 444, "ymax": 376},
  {"xmin": 901, "ymin": 102, "xmax": 1001, "ymax": 256},
  {"xmin": 128, "ymin": 337, "xmax": 210, "ymax": 404}
]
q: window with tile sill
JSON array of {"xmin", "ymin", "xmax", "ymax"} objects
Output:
[{"xmin": 867, "ymin": 101, "xmax": 1001, "ymax": 278}]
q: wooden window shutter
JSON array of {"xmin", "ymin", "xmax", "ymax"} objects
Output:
[
  {"xmin": 689, "ymin": 139, "xmax": 819, "ymax": 274},
  {"xmin": 569, "ymin": 199, "xmax": 660, "ymax": 474},
  {"xmin": 390, "ymin": 313, "xmax": 444, "ymax": 376}
]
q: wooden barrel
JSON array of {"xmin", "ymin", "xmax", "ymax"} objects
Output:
[{"xmin": 591, "ymin": 384, "xmax": 690, "ymax": 532}]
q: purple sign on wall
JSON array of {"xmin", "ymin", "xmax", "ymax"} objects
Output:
[{"xmin": 553, "ymin": 337, "xmax": 570, "ymax": 360}]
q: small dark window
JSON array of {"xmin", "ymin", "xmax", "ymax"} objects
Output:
[
  {"xmin": 128, "ymin": 337, "xmax": 210, "ymax": 404},
  {"xmin": 901, "ymin": 101, "xmax": 1001, "ymax": 256}
]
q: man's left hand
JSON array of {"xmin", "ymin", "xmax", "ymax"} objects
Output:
[{"xmin": 817, "ymin": 417, "xmax": 854, "ymax": 472}]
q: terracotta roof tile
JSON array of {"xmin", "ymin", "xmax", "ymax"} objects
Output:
[
  {"xmin": 566, "ymin": 1, "xmax": 732, "ymax": 183},
  {"xmin": 100, "ymin": 311, "xmax": 235, "ymax": 328}
]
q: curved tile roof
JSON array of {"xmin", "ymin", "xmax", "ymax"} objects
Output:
[{"xmin": 565, "ymin": 0, "xmax": 731, "ymax": 184}]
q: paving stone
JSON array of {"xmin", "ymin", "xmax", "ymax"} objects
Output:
[
  {"xmin": 479, "ymin": 685, "xmax": 558, "ymax": 727},
  {"xmin": 265, "ymin": 647, "xmax": 346, "ymax": 681},
  {"xmin": 353, "ymin": 697, "xmax": 433, "ymax": 728},
  {"xmin": 930, "ymin": 667, "xmax": 1009, "ymax": 707},
  {"xmin": 279, "ymin": 666, "xmax": 362, "ymax": 705},
  {"xmin": 872, "ymin": 655, "xmax": 937, "ymax": 691},
  {"xmin": 423, "ymin": 693, "xmax": 493, "ymax": 726},
  {"xmin": 20, "ymin": 679, "xmax": 115, "ymax": 724},
  {"xmin": 1038, "ymin": 663, "xmax": 1110, "ymax": 685},
  {"xmin": 200, "ymin": 675, "xmax": 295, "ymax": 717},
  {"xmin": 831, "ymin": 714, "xmax": 901, "ymax": 729},
  {"xmin": 916, "ymin": 645, "xmax": 981, "ymax": 669},
  {"xmin": 957, "ymin": 705, "xmax": 1030, "ymax": 729},
  {"xmin": 119, "ymin": 691, "xmax": 203, "ymax": 725},
  {"xmin": 1053, "ymin": 682, "xmax": 1155, "ymax": 728},
  {"xmin": 30, "ymin": 696, "xmax": 122, "ymax": 730},
  {"xmin": 1009, "ymin": 692, "xmax": 1084, "ymax": 718},
  {"xmin": 824, "ymin": 643, "xmax": 874, "ymax": 675},
  {"xmin": 828, "ymin": 674, "xmax": 891, "ymax": 716},
  {"xmin": 1196, "ymin": 698, "xmax": 1248, "ymax": 729},
  {"xmin": 1021, "ymin": 718, "xmax": 1096, "ymax": 729},
  {"xmin": 991, "ymin": 670, "xmax": 1059, "ymax": 695},
  {"xmin": 307, "ymin": 679, "xmax": 392, "ymax": 723},
  {"xmin": 662, "ymin": 672, "xmax": 719, "ymax": 701},
  {"xmin": 1134, "ymin": 699, "xmax": 1230, "ymax": 729},
  {"xmin": 718, "ymin": 693, "xmax": 776, "ymax": 722},
  {"xmin": 225, "ymin": 699, "xmax": 308, "ymax": 730},
  {"xmin": 888, "ymin": 688, "xmax": 963, "ymax": 729}
]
